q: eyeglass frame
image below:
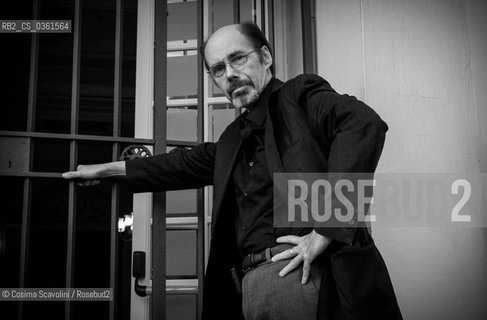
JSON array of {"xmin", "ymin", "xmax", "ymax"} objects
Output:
[{"xmin": 206, "ymin": 46, "xmax": 264, "ymax": 78}]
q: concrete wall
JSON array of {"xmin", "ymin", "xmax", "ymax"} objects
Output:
[{"xmin": 316, "ymin": 0, "xmax": 487, "ymax": 319}]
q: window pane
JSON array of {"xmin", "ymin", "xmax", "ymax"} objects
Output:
[
  {"xmin": 32, "ymin": 139, "xmax": 70, "ymax": 172},
  {"xmin": 239, "ymin": 0, "xmax": 254, "ymax": 22},
  {"xmin": 208, "ymin": 103, "xmax": 237, "ymax": 142},
  {"xmin": 0, "ymin": 177, "xmax": 23, "ymax": 318},
  {"xmin": 167, "ymin": 106, "xmax": 198, "ymax": 142},
  {"xmin": 72, "ymin": 229, "xmax": 110, "ymax": 319},
  {"xmin": 76, "ymin": 141, "xmax": 112, "ymax": 233},
  {"xmin": 209, "ymin": 0, "xmax": 234, "ymax": 33},
  {"xmin": 167, "ymin": 53, "xmax": 198, "ymax": 98},
  {"xmin": 78, "ymin": 140, "xmax": 113, "ymax": 164},
  {"xmin": 0, "ymin": 137, "xmax": 30, "ymax": 173},
  {"xmin": 0, "ymin": 177, "xmax": 23, "ymax": 286},
  {"xmin": 78, "ymin": 0, "xmax": 116, "ymax": 136},
  {"xmin": 167, "ymin": 230, "xmax": 197, "ymax": 277},
  {"xmin": 0, "ymin": 0, "xmax": 33, "ymax": 131},
  {"xmin": 166, "ymin": 294, "xmax": 197, "ymax": 320},
  {"xmin": 35, "ymin": 0, "xmax": 75, "ymax": 134},
  {"xmin": 28, "ymin": 178, "xmax": 68, "ymax": 287},
  {"xmin": 167, "ymin": 189, "xmax": 197, "ymax": 215},
  {"xmin": 121, "ymin": 100, "xmax": 135, "ymax": 137},
  {"xmin": 168, "ymin": 1, "xmax": 197, "ymax": 42},
  {"xmin": 121, "ymin": 0, "xmax": 138, "ymax": 138},
  {"xmin": 73, "ymin": 141, "xmax": 113, "ymax": 320},
  {"xmin": 24, "ymin": 178, "xmax": 68, "ymax": 319}
]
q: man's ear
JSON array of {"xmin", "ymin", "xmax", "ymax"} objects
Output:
[{"xmin": 261, "ymin": 46, "xmax": 273, "ymax": 68}]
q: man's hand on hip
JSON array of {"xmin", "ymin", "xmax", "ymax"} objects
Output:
[{"xmin": 271, "ymin": 230, "xmax": 331, "ymax": 284}]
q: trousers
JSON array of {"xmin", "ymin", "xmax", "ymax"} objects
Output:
[{"xmin": 242, "ymin": 258, "xmax": 323, "ymax": 320}]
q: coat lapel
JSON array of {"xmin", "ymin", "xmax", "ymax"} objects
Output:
[
  {"xmin": 264, "ymin": 79, "xmax": 286, "ymax": 174},
  {"xmin": 211, "ymin": 121, "xmax": 242, "ymax": 233},
  {"xmin": 265, "ymin": 104, "xmax": 285, "ymax": 174}
]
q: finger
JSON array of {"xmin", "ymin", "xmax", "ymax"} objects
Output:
[
  {"xmin": 271, "ymin": 247, "xmax": 297, "ymax": 262},
  {"xmin": 76, "ymin": 179, "xmax": 100, "ymax": 187},
  {"xmin": 276, "ymin": 235, "xmax": 300, "ymax": 245},
  {"xmin": 86, "ymin": 180, "xmax": 100, "ymax": 186},
  {"xmin": 278, "ymin": 255, "xmax": 302, "ymax": 277},
  {"xmin": 301, "ymin": 261, "xmax": 311, "ymax": 284},
  {"xmin": 87, "ymin": 180, "xmax": 100, "ymax": 186},
  {"xmin": 271, "ymin": 250, "xmax": 286, "ymax": 262},
  {"xmin": 62, "ymin": 171, "xmax": 79, "ymax": 179}
]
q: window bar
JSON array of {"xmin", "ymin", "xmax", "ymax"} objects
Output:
[
  {"xmin": 18, "ymin": 177, "xmax": 32, "ymax": 290},
  {"xmin": 18, "ymin": 0, "xmax": 40, "ymax": 318},
  {"xmin": 113, "ymin": 0, "xmax": 123, "ymax": 139},
  {"xmin": 26, "ymin": 0, "xmax": 39, "ymax": 133},
  {"xmin": 202, "ymin": 0, "xmax": 212, "ymax": 274},
  {"xmin": 0, "ymin": 172, "xmax": 62, "ymax": 178},
  {"xmin": 153, "ymin": 0, "xmax": 168, "ymax": 318},
  {"xmin": 197, "ymin": 0, "xmax": 205, "ymax": 317},
  {"xmin": 110, "ymin": 143, "xmax": 120, "ymax": 319},
  {"xmin": 266, "ymin": 0, "xmax": 274, "ymax": 55},
  {"xmin": 301, "ymin": 0, "xmax": 317, "ymax": 74},
  {"xmin": 202, "ymin": 0, "xmax": 209, "ymax": 143},
  {"xmin": 0, "ymin": 131, "xmax": 153, "ymax": 145},
  {"xmin": 255, "ymin": 0, "xmax": 262, "ymax": 30},
  {"xmin": 65, "ymin": 0, "xmax": 82, "ymax": 318},
  {"xmin": 17, "ymin": 178, "xmax": 32, "ymax": 320},
  {"xmin": 197, "ymin": 0, "xmax": 203, "ymax": 136},
  {"xmin": 233, "ymin": 0, "xmax": 240, "ymax": 23},
  {"xmin": 110, "ymin": 0, "xmax": 124, "ymax": 318}
]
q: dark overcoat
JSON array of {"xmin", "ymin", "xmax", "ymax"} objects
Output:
[{"xmin": 126, "ymin": 74, "xmax": 403, "ymax": 320}]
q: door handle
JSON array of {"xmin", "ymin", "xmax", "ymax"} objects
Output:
[{"xmin": 132, "ymin": 251, "xmax": 152, "ymax": 297}]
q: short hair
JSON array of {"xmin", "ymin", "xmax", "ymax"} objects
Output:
[{"xmin": 200, "ymin": 22, "xmax": 275, "ymax": 76}]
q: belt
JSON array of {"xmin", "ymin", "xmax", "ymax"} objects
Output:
[{"xmin": 242, "ymin": 244, "xmax": 293, "ymax": 274}]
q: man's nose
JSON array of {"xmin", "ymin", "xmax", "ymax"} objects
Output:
[{"xmin": 225, "ymin": 63, "xmax": 239, "ymax": 79}]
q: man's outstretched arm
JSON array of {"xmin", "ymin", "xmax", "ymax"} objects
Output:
[
  {"xmin": 62, "ymin": 142, "xmax": 216, "ymax": 192},
  {"xmin": 62, "ymin": 161, "xmax": 126, "ymax": 186}
]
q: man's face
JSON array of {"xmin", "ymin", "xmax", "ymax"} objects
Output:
[{"xmin": 204, "ymin": 25, "xmax": 272, "ymax": 109}]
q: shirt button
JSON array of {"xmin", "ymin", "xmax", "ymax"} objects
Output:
[
  {"xmin": 242, "ymin": 225, "xmax": 247, "ymax": 231},
  {"xmin": 243, "ymin": 192, "xmax": 248, "ymax": 197},
  {"xmin": 249, "ymin": 161, "xmax": 254, "ymax": 167}
]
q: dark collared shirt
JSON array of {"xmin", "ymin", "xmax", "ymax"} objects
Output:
[
  {"xmin": 232, "ymin": 79, "xmax": 310, "ymax": 257},
  {"xmin": 232, "ymin": 83, "xmax": 275, "ymax": 257}
]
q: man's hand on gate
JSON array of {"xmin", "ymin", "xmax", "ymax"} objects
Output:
[
  {"xmin": 62, "ymin": 161, "xmax": 126, "ymax": 186},
  {"xmin": 271, "ymin": 230, "xmax": 331, "ymax": 284}
]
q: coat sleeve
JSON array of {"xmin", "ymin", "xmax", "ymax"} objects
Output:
[
  {"xmin": 124, "ymin": 142, "xmax": 216, "ymax": 193},
  {"xmin": 290, "ymin": 74, "xmax": 388, "ymax": 244}
]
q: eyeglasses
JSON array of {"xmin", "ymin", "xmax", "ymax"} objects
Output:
[{"xmin": 208, "ymin": 48, "xmax": 262, "ymax": 78}]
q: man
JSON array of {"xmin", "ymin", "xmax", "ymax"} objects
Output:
[{"xmin": 63, "ymin": 23, "xmax": 402, "ymax": 319}]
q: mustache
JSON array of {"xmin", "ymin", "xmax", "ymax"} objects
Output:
[{"xmin": 228, "ymin": 79, "xmax": 253, "ymax": 95}]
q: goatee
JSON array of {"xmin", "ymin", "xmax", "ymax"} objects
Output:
[{"xmin": 232, "ymin": 87, "xmax": 260, "ymax": 109}]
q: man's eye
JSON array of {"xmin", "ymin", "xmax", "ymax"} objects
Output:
[
  {"xmin": 212, "ymin": 64, "xmax": 225, "ymax": 74},
  {"xmin": 231, "ymin": 55, "xmax": 246, "ymax": 63}
]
